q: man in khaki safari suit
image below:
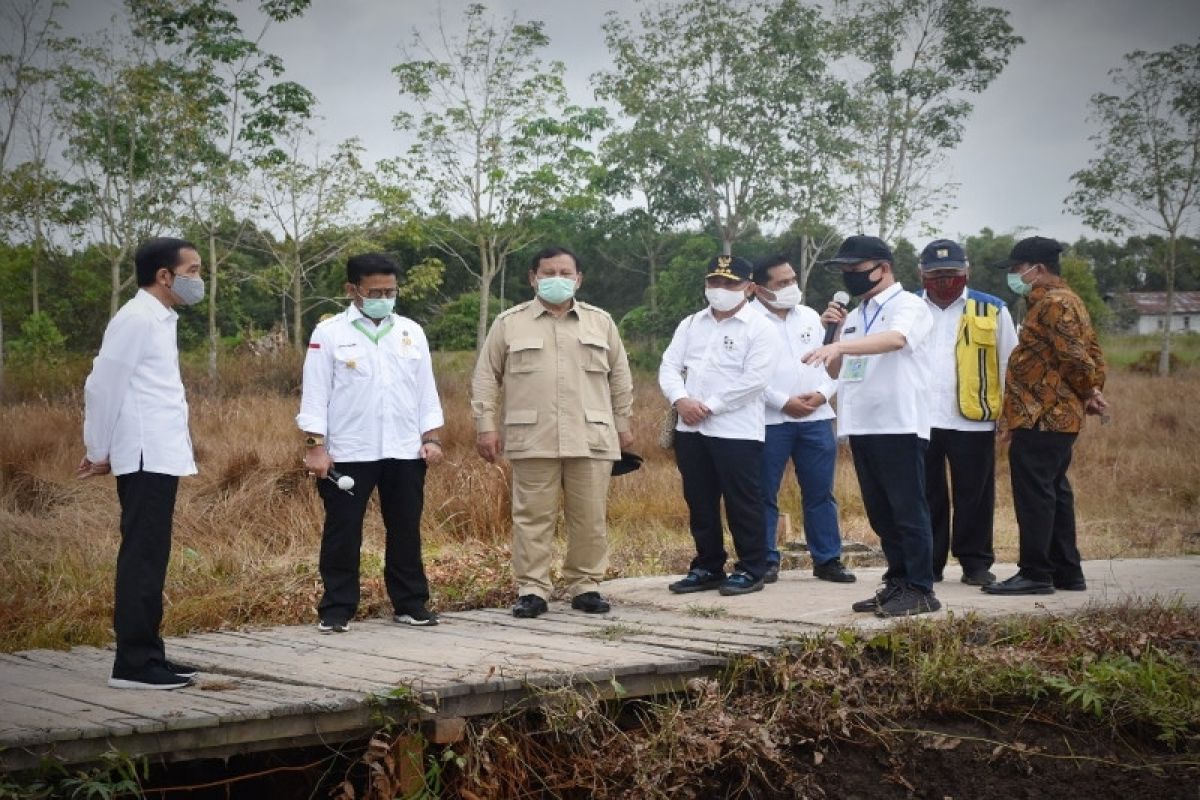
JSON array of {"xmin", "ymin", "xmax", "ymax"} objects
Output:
[{"xmin": 472, "ymin": 245, "xmax": 635, "ymax": 619}]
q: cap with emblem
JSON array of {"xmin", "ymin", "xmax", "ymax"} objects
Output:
[
  {"xmin": 706, "ymin": 254, "xmax": 753, "ymax": 281},
  {"xmin": 919, "ymin": 239, "xmax": 968, "ymax": 271}
]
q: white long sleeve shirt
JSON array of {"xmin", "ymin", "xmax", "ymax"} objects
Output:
[
  {"xmin": 296, "ymin": 304, "xmax": 444, "ymax": 461},
  {"xmin": 753, "ymin": 301, "xmax": 837, "ymax": 426},
  {"xmin": 83, "ymin": 289, "xmax": 197, "ymax": 477},
  {"xmin": 922, "ymin": 289, "xmax": 1018, "ymax": 432},
  {"xmin": 658, "ymin": 303, "xmax": 780, "ymax": 442},
  {"xmin": 835, "ymin": 282, "xmax": 934, "ymax": 439}
]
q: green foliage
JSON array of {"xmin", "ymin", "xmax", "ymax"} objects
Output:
[
  {"xmin": 425, "ymin": 292, "xmax": 502, "ymax": 352},
  {"xmin": 1060, "ymin": 253, "xmax": 1112, "ymax": 330},
  {"xmin": 838, "ymin": 0, "xmax": 1023, "ymax": 239},
  {"xmin": 8, "ymin": 311, "xmax": 66, "ymax": 365},
  {"xmin": 595, "ymin": 0, "xmax": 851, "ymax": 252}
]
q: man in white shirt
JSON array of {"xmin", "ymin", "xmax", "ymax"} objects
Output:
[
  {"xmin": 751, "ymin": 255, "xmax": 855, "ymax": 585},
  {"xmin": 78, "ymin": 237, "xmax": 204, "ymax": 690},
  {"xmin": 659, "ymin": 255, "xmax": 778, "ymax": 596},
  {"xmin": 298, "ymin": 253, "xmax": 445, "ymax": 632},
  {"xmin": 917, "ymin": 239, "xmax": 1017, "ymax": 586},
  {"xmin": 803, "ymin": 236, "xmax": 939, "ymax": 617}
]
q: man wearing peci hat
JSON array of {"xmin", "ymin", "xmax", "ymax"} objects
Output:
[
  {"xmin": 983, "ymin": 236, "xmax": 1108, "ymax": 596},
  {"xmin": 917, "ymin": 239, "xmax": 1017, "ymax": 587},
  {"xmin": 802, "ymin": 235, "xmax": 940, "ymax": 617},
  {"xmin": 659, "ymin": 254, "xmax": 778, "ymax": 596}
]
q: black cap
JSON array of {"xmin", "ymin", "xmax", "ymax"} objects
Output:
[
  {"xmin": 919, "ymin": 239, "xmax": 968, "ymax": 270},
  {"xmin": 705, "ymin": 254, "xmax": 753, "ymax": 281},
  {"xmin": 992, "ymin": 236, "xmax": 1063, "ymax": 269},
  {"xmin": 611, "ymin": 451, "xmax": 644, "ymax": 477},
  {"xmin": 822, "ymin": 235, "xmax": 894, "ymax": 266}
]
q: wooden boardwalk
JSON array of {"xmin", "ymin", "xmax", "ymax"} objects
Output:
[
  {"xmin": 3, "ymin": 557, "xmax": 1197, "ymax": 773},
  {"xmin": 0, "ymin": 605, "xmax": 799, "ymax": 772}
]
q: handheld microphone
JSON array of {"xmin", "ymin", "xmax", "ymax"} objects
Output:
[
  {"xmin": 822, "ymin": 291, "xmax": 850, "ymax": 345},
  {"xmin": 326, "ymin": 468, "xmax": 355, "ymax": 495}
]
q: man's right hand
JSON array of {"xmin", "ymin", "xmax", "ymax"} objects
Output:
[
  {"xmin": 819, "ymin": 301, "xmax": 847, "ymax": 328},
  {"xmin": 303, "ymin": 446, "xmax": 334, "ymax": 479},
  {"xmin": 476, "ymin": 432, "xmax": 502, "ymax": 463},
  {"xmin": 76, "ymin": 456, "xmax": 111, "ymax": 479},
  {"xmin": 674, "ymin": 397, "xmax": 711, "ymax": 426}
]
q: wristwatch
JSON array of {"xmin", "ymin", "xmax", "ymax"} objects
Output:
[{"xmin": 304, "ymin": 435, "xmax": 325, "ymax": 448}]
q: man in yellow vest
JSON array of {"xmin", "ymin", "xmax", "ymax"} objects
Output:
[{"xmin": 917, "ymin": 239, "xmax": 1017, "ymax": 586}]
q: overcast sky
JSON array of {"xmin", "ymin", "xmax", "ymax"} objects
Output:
[{"xmin": 56, "ymin": 0, "xmax": 1200, "ymax": 245}]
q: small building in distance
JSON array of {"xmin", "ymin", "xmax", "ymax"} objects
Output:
[{"xmin": 1119, "ymin": 291, "xmax": 1200, "ymax": 335}]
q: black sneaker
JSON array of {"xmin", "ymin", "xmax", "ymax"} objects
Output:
[
  {"xmin": 763, "ymin": 564, "xmax": 780, "ymax": 584},
  {"xmin": 876, "ymin": 586, "xmax": 942, "ymax": 617},
  {"xmin": 717, "ymin": 571, "xmax": 764, "ymax": 596},
  {"xmin": 570, "ymin": 591, "xmax": 611, "ymax": 613},
  {"xmin": 165, "ymin": 660, "xmax": 199, "ymax": 679},
  {"xmin": 512, "ymin": 594, "xmax": 548, "ymax": 618},
  {"xmin": 394, "ymin": 608, "xmax": 439, "ymax": 626},
  {"xmin": 813, "ymin": 558, "xmax": 857, "ymax": 583},
  {"xmin": 852, "ymin": 580, "xmax": 902, "ymax": 613},
  {"xmin": 317, "ymin": 619, "xmax": 350, "ymax": 633},
  {"xmin": 108, "ymin": 665, "xmax": 192, "ymax": 690},
  {"xmin": 668, "ymin": 568, "xmax": 725, "ymax": 594},
  {"xmin": 961, "ymin": 569, "xmax": 997, "ymax": 586}
]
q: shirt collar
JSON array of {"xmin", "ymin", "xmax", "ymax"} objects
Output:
[
  {"xmin": 135, "ymin": 288, "xmax": 177, "ymax": 321},
  {"xmin": 865, "ymin": 281, "xmax": 904, "ymax": 310},
  {"xmin": 529, "ymin": 298, "xmax": 578, "ymax": 318}
]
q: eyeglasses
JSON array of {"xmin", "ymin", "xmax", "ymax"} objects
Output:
[{"xmin": 355, "ymin": 287, "xmax": 398, "ymax": 300}]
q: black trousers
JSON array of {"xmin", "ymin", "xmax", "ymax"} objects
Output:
[
  {"xmin": 317, "ymin": 459, "xmax": 429, "ymax": 624},
  {"xmin": 849, "ymin": 434, "xmax": 935, "ymax": 592},
  {"xmin": 113, "ymin": 470, "xmax": 178, "ymax": 675},
  {"xmin": 674, "ymin": 432, "xmax": 768, "ymax": 580},
  {"xmin": 925, "ymin": 428, "xmax": 997, "ymax": 577},
  {"xmin": 1009, "ymin": 428, "xmax": 1083, "ymax": 584}
]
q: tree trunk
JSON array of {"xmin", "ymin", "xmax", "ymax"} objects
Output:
[
  {"xmin": 0, "ymin": 304, "xmax": 6, "ymax": 400},
  {"xmin": 110, "ymin": 255, "xmax": 121, "ymax": 318},
  {"xmin": 648, "ymin": 248, "xmax": 659, "ymax": 352},
  {"xmin": 798, "ymin": 233, "xmax": 811, "ymax": 296},
  {"xmin": 1159, "ymin": 234, "xmax": 1177, "ymax": 377},
  {"xmin": 207, "ymin": 231, "xmax": 219, "ymax": 379},
  {"xmin": 476, "ymin": 264, "xmax": 491, "ymax": 354},
  {"xmin": 31, "ymin": 216, "xmax": 43, "ymax": 316},
  {"xmin": 291, "ymin": 258, "xmax": 304, "ymax": 354}
]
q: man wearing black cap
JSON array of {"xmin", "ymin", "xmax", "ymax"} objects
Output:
[
  {"xmin": 984, "ymin": 236, "xmax": 1108, "ymax": 596},
  {"xmin": 917, "ymin": 239, "xmax": 1017, "ymax": 587},
  {"xmin": 802, "ymin": 235, "xmax": 940, "ymax": 616},
  {"xmin": 659, "ymin": 255, "xmax": 777, "ymax": 596}
]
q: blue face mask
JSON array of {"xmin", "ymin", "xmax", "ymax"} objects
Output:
[
  {"xmin": 1007, "ymin": 266, "xmax": 1035, "ymax": 297},
  {"xmin": 361, "ymin": 297, "xmax": 395, "ymax": 319},
  {"xmin": 537, "ymin": 276, "xmax": 577, "ymax": 305}
]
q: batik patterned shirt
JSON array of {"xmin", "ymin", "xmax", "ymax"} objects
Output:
[{"xmin": 1001, "ymin": 276, "xmax": 1106, "ymax": 433}]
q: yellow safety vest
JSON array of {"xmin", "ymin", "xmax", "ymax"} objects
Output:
[{"xmin": 956, "ymin": 293, "xmax": 1003, "ymax": 421}]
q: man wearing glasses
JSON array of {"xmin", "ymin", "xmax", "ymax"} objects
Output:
[
  {"xmin": 802, "ymin": 235, "xmax": 939, "ymax": 617},
  {"xmin": 298, "ymin": 253, "xmax": 445, "ymax": 632}
]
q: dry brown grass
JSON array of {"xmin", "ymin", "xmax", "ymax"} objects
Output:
[{"xmin": 0, "ymin": 353, "xmax": 1196, "ymax": 653}]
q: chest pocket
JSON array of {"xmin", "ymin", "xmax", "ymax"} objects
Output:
[
  {"xmin": 579, "ymin": 335, "xmax": 610, "ymax": 373},
  {"xmin": 507, "ymin": 338, "xmax": 543, "ymax": 374},
  {"xmin": 333, "ymin": 345, "xmax": 371, "ymax": 381},
  {"xmin": 712, "ymin": 333, "xmax": 745, "ymax": 371},
  {"xmin": 963, "ymin": 313, "xmax": 998, "ymax": 347}
]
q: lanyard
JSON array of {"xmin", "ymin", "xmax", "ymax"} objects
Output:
[
  {"xmin": 352, "ymin": 318, "xmax": 395, "ymax": 344},
  {"xmin": 862, "ymin": 291, "xmax": 900, "ymax": 335}
]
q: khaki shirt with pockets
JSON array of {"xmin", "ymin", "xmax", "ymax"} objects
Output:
[{"xmin": 471, "ymin": 299, "xmax": 634, "ymax": 460}]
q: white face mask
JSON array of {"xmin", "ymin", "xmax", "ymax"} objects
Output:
[
  {"xmin": 764, "ymin": 284, "xmax": 801, "ymax": 309},
  {"xmin": 705, "ymin": 287, "xmax": 746, "ymax": 312}
]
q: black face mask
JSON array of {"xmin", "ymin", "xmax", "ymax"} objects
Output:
[{"xmin": 842, "ymin": 264, "xmax": 883, "ymax": 297}]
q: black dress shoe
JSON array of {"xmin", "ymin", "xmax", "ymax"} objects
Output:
[
  {"xmin": 1054, "ymin": 578, "xmax": 1087, "ymax": 591},
  {"xmin": 813, "ymin": 558, "xmax": 857, "ymax": 583},
  {"xmin": 512, "ymin": 594, "xmax": 548, "ymax": 618},
  {"xmin": 570, "ymin": 591, "xmax": 611, "ymax": 613},
  {"xmin": 763, "ymin": 564, "xmax": 780, "ymax": 584},
  {"xmin": 981, "ymin": 573, "xmax": 1054, "ymax": 595}
]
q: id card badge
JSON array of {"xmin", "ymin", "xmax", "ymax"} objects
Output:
[{"xmin": 841, "ymin": 355, "xmax": 869, "ymax": 382}]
